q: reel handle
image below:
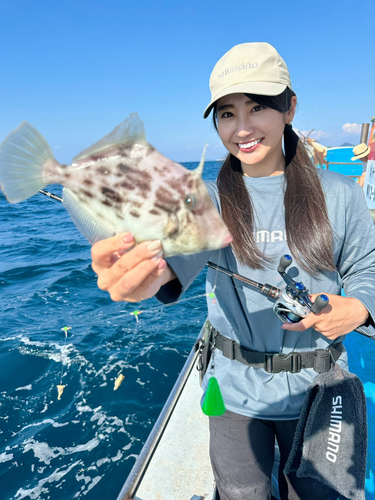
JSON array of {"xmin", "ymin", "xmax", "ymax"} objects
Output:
[
  {"xmin": 277, "ymin": 254, "xmax": 292, "ymax": 274},
  {"xmin": 311, "ymin": 294, "xmax": 329, "ymax": 314}
]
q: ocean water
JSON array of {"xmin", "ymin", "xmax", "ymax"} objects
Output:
[{"xmin": 1, "ymin": 159, "xmax": 374, "ymax": 500}]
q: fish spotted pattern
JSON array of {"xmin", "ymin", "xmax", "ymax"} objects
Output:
[{"xmin": 0, "ymin": 114, "xmax": 232, "ymax": 256}]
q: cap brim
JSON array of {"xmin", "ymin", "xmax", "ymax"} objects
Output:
[{"xmin": 203, "ymin": 81, "xmax": 288, "ymax": 118}]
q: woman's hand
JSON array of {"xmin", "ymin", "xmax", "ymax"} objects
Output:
[
  {"xmin": 281, "ymin": 294, "xmax": 369, "ymax": 340},
  {"xmin": 91, "ymin": 232, "xmax": 176, "ymax": 302}
]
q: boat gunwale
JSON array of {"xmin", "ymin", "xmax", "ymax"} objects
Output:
[{"xmin": 116, "ymin": 332, "xmax": 202, "ymax": 500}]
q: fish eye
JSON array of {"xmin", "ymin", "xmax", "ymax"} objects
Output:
[{"xmin": 185, "ymin": 194, "xmax": 196, "ymax": 209}]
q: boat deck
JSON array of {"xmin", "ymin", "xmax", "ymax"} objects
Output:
[{"xmin": 134, "ymin": 366, "xmax": 215, "ymax": 500}]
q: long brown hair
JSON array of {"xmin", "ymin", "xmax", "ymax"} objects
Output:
[{"xmin": 214, "ymin": 89, "xmax": 335, "ymax": 275}]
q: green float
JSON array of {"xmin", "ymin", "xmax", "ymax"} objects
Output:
[{"xmin": 202, "ymin": 376, "xmax": 226, "ymax": 416}]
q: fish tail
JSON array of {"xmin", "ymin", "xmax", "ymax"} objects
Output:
[{"xmin": 0, "ymin": 121, "xmax": 55, "ymax": 203}]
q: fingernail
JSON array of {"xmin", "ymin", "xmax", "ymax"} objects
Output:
[
  {"xmin": 151, "ymin": 250, "xmax": 164, "ymax": 260},
  {"xmin": 158, "ymin": 259, "xmax": 167, "ymax": 269},
  {"xmin": 122, "ymin": 233, "xmax": 134, "ymax": 244},
  {"xmin": 147, "ymin": 240, "xmax": 162, "ymax": 254}
]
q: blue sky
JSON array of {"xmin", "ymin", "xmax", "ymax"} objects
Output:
[{"xmin": 0, "ymin": 0, "xmax": 374, "ymax": 163}]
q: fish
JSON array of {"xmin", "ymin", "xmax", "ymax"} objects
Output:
[{"xmin": 0, "ymin": 113, "xmax": 232, "ymax": 256}]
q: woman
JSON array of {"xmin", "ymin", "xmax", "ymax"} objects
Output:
[{"xmin": 91, "ymin": 43, "xmax": 375, "ymax": 500}]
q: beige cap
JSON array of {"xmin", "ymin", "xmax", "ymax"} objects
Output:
[
  {"xmin": 203, "ymin": 42, "xmax": 292, "ymax": 118},
  {"xmin": 351, "ymin": 143, "xmax": 370, "ymax": 161}
]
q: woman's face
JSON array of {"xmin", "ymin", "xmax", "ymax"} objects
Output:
[{"xmin": 216, "ymin": 93, "xmax": 296, "ymax": 177}]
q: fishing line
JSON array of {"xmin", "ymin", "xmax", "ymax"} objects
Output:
[
  {"xmin": 209, "ymin": 248, "xmax": 223, "ymax": 304},
  {"xmin": 112, "ymin": 292, "xmax": 213, "ymax": 391},
  {"xmin": 113, "ymin": 304, "xmax": 150, "ymax": 391},
  {"xmin": 57, "ymin": 325, "xmax": 71, "ymax": 400}
]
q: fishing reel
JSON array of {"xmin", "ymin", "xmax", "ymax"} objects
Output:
[{"xmin": 273, "ymin": 254, "xmax": 329, "ymax": 324}]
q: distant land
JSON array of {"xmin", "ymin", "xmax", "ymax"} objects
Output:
[{"xmin": 320, "ymin": 143, "xmax": 354, "ymax": 149}]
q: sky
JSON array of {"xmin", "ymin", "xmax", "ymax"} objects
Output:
[{"xmin": 0, "ymin": 0, "xmax": 374, "ymax": 163}]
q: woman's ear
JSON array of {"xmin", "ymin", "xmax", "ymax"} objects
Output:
[{"xmin": 286, "ymin": 96, "xmax": 297, "ymax": 124}]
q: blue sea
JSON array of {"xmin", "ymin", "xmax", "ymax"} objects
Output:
[{"xmin": 1, "ymin": 159, "xmax": 374, "ymax": 500}]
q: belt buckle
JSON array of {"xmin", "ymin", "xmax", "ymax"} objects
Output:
[
  {"xmin": 222, "ymin": 338, "xmax": 236, "ymax": 360},
  {"xmin": 265, "ymin": 352, "xmax": 301, "ymax": 373}
]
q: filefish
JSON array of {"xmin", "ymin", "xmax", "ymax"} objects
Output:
[{"xmin": 0, "ymin": 114, "xmax": 232, "ymax": 256}]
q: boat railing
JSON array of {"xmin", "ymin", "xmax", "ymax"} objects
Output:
[
  {"xmin": 116, "ymin": 333, "xmax": 201, "ymax": 500},
  {"xmin": 324, "ymin": 161, "xmax": 362, "ymax": 176}
]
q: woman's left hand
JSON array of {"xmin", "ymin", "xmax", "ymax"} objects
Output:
[{"xmin": 281, "ymin": 294, "xmax": 369, "ymax": 340}]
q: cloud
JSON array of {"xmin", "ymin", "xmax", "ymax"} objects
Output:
[
  {"xmin": 300, "ymin": 130, "xmax": 332, "ymax": 141},
  {"xmin": 342, "ymin": 123, "xmax": 362, "ymax": 134}
]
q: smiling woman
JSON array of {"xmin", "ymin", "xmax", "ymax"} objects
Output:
[{"xmin": 90, "ymin": 42, "xmax": 375, "ymax": 500}]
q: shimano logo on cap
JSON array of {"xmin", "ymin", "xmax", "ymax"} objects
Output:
[
  {"xmin": 218, "ymin": 63, "xmax": 258, "ymax": 78},
  {"xmin": 326, "ymin": 395, "xmax": 343, "ymax": 463}
]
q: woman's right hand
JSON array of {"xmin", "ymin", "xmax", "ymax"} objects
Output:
[{"xmin": 91, "ymin": 232, "xmax": 175, "ymax": 302}]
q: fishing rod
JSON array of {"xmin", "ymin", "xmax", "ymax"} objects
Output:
[
  {"xmin": 207, "ymin": 256, "xmax": 375, "ymax": 340},
  {"xmin": 39, "ymin": 189, "xmax": 63, "ymax": 202}
]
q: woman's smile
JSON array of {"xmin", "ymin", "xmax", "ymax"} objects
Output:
[{"xmin": 237, "ymin": 138, "xmax": 264, "ymax": 152}]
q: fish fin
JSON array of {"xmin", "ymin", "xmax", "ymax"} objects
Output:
[
  {"xmin": 194, "ymin": 144, "xmax": 208, "ymax": 177},
  {"xmin": 0, "ymin": 122, "xmax": 54, "ymax": 203},
  {"xmin": 72, "ymin": 113, "xmax": 146, "ymax": 164},
  {"xmin": 62, "ymin": 188, "xmax": 115, "ymax": 244}
]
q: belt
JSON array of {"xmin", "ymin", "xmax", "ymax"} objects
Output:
[{"xmin": 213, "ymin": 331, "xmax": 344, "ymax": 374}]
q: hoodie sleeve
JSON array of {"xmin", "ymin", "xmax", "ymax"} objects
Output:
[
  {"xmin": 156, "ymin": 250, "xmax": 214, "ymax": 304},
  {"xmin": 338, "ymin": 181, "xmax": 375, "ymax": 337}
]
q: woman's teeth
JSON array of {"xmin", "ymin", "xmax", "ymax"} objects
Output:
[{"xmin": 239, "ymin": 139, "xmax": 261, "ymax": 148}]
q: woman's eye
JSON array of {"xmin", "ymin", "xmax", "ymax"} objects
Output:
[
  {"xmin": 220, "ymin": 111, "xmax": 233, "ymax": 118},
  {"xmin": 252, "ymin": 105, "xmax": 265, "ymax": 112},
  {"xmin": 185, "ymin": 194, "xmax": 196, "ymax": 209}
]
